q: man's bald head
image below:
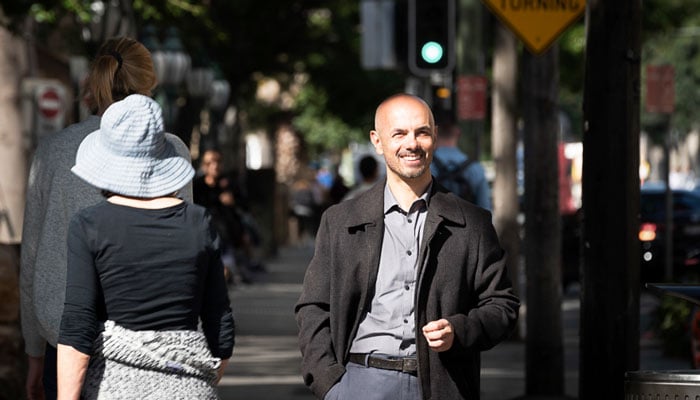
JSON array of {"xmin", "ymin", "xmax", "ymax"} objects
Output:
[{"xmin": 374, "ymin": 93, "xmax": 435, "ymax": 132}]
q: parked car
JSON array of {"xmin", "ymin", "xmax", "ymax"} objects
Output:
[{"xmin": 639, "ymin": 186, "xmax": 700, "ymax": 282}]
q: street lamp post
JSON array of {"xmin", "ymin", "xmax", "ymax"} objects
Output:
[
  {"xmin": 70, "ymin": 0, "xmax": 135, "ymax": 123},
  {"xmin": 209, "ymin": 77, "xmax": 231, "ymax": 142},
  {"xmin": 84, "ymin": 0, "xmax": 136, "ymax": 54},
  {"xmin": 185, "ymin": 64, "xmax": 232, "ymax": 155},
  {"xmin": 141, "ymin": 26, "xmax": 191, "ymax": 133},
  {"xmin": 159, "ymin": 27, "xmax": 191, "ymax": 132},
  {"xmin": 185, "ymin": 63, "xmax": 214, "ymax": 158},
  {"xmin": 210, "ymin": 79, "xmax": 231, "ymax": 112},
  {"xmin": 186, "ymin": 66, "xmax": 215, "ymax": 98}
]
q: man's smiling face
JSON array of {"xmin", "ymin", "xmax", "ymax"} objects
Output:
[{"xmin": 370, "ymin": 95, "xmax": 436, "ymax": 183}]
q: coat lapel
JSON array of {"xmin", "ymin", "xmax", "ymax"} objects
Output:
[
  {"xmin": 341, "ymin": 180, "xmax": 385, "ymax": 305},
  {"xmin": 416, "ymin": 186, "xmax": 467, "ymax": 304},
  {"xmin": 420, "ymin": 185, "xmax": 466, "ymax": 256}
]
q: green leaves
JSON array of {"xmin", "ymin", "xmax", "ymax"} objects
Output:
[
  {"xmin": 6, "ymin": 0, "xmax": 405, "ymax": 155},
  {"xmin": 292, "ymin": 83, "xmax": 365, "ymax": 157},
  {"xmin": 653, "ymin": 295, "xmax": 694, "ymax": 359}
]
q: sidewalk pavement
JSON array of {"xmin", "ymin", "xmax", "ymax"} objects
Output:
[{"xmin": 218, "ymin": 244, "xmax": 691, "ymax": 400}]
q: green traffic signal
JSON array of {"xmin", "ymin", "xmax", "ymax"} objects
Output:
[
  {"xmin": 420, "ymin": 41, "xmax": 444, "ymax": 64},
  {"xmin": 408, "ymin": 0, "xmax": 455, "ymax": 76}
]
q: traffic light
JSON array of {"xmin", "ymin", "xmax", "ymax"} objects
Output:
[
  {"xmin": 408, "ymin": 0, "xmax": 456, "ymax": 76},
  {"xmin": 432, "ymin": 85, "xmax": 454, "ymax": 124}
]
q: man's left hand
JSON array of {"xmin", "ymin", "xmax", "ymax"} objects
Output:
[{"xmin": 421, "ymin": 319, "xmax": 454, "ymax": 352}]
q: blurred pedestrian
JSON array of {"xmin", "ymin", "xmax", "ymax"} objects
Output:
[
  {"xmin": 431, "ymin": 121, "xmax": 492, "ymax": 210},
  {"xmin": 342, "ymin": 155, "xmax": 380, "ymax": 201},
  {"xmin": 315, "ymin": 163, "xmax": 334, "ymax": 191},
  {"xmin": 295, "ymin": 93, "xmax": 519, "ymax": 400},
  {"xmin": 194, "ymin": 147, "xmax": 263, "ymax": 284},
  {"xmin": 19, "ymin": 36, "xmax": 193, "ymax": 400},
  {"xmin": 289, "ymin": 167, "xmax": 325, "ymax": 243},
  {"xmin": 57, "ymin": 94, "xmax": 234, "ymax": 399},
  {"xmin": 328, "ymin": 164, "xmax": 350, "ymax": 206}
]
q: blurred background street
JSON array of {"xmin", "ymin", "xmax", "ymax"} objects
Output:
[{"xmin": 2, "ymin": 1, "xmax": 699, "ymax": 398}]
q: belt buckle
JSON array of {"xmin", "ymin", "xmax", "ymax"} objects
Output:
[{"xmin": 402, "ymin": 357, "xmax": 417, "ymax": 374}]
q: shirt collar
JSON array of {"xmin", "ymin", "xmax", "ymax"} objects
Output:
[{"xmin": 383, "ymin": 181, "xmax": 432, "ymax": 215}]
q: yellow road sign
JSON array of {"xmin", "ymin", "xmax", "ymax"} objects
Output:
[{"xmin": 482, "ymin": 0, "xmax": 586, "ymax": 54}]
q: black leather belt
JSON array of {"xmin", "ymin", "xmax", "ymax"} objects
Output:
[{"xmin": 348, "ymin": 353, "xmax": 418, "ymax": 375}]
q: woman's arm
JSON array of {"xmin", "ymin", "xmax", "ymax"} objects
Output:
[
  {"xmin": 200, "ymin": 216, "xmax": 235, "ymax": 359},
  {"xmin": 56, "ymin": 344, "xmax": 89, "ymax": 400},
  {"xmin": 57, "ymin": 215, "xmax": 101, "ymax": 399}
]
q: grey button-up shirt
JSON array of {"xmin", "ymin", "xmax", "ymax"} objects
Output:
[{"xmin": 349, "ymin": 183, "xmax": 430, "ymax": 356}]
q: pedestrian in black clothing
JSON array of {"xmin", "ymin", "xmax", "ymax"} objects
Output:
[
  {"xmin": 57, "ymin": 94, "xmax": 234, "ymax": 399},
  {"xmin": 20, "ymin": 36, "xmax": 194, "ymax": 400},
  {"xmin": 194, "ymin": 148, "xmax": 263, "ymax": 283}
]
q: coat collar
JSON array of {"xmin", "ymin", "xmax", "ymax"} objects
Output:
[
  {"xmin": 426, "ymin": 181, "xmax": 466, "ymax": 227},
  {"xmin": 339, "ymin": 176, "xmax": 468, "ymax": 317},
  {"xmin": 342, "ymin": 176, "xmax": 466, "ymax": 229}
]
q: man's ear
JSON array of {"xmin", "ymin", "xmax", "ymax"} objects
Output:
[{"xmin": 370, "ymin": 130, "xmax": 383, "ymax": 155}]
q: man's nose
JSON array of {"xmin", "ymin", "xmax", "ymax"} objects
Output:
[{"xmin": 404, "ymin": 132, "xmax": 420, "ymax": 148}]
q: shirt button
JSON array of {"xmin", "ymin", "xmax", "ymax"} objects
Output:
[
  {"xmin": 407, "ymin": 218, "xmax": 413, "ymax": 223},
  {"xmin": 406, "ymin": 250, "xmax": 412, "ymax": 256},
  {"xmin": 403, "ymin": 319, "xmax": 408, "ymax": 323},
  {"xmin": 405, "ymin": 285, "xmax": 410, "ymax": 290}
]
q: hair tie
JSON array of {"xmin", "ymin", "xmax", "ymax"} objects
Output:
[{"xmin": 109, "ymin": 50, "xmax": 123, "ymax": 71}]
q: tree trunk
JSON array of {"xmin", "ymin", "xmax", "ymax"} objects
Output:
[
  {"xmin": 0, "ymin": 26, "xmax": 30, "ymax": 398},
  {"xmin": 490, "ymin": 21, "xmax": 521, "ymax": 334},
  {"xmin": 0, "ymin": 28, "xmax": 29, "ymax": 244},
  {"xmin": 523, "ymin": 46, "xmax": 564, "ymax": 396},
  {"xmin": 580, "ymin": 1, "xmax": 641, "ymax": 398}
]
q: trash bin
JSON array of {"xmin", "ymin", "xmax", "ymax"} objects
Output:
[{"xmin": 624, "ymin": 370, "xmax": 700, "ymax": 398}]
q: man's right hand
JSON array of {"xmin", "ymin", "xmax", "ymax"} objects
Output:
[{"xmin": 26, "ymin": 355, "xmax": 45, "ymax": 400}]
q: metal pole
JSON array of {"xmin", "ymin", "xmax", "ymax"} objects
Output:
[{"xmin": 664, "ymin": 121, "xmax": 674, "ymax": 281}]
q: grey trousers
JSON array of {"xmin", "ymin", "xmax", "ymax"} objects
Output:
[{"xmin": 324, "ymin": 362, "xmax": 421, "ymax": 400}]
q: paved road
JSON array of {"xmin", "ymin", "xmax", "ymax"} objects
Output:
[
  {"xmin": 217, "ymin": 244, "xmax": 690, "ymax": 400},
  {"xmin": 218, "ymin": 245, "xmax": 315, "ymax": 400}
]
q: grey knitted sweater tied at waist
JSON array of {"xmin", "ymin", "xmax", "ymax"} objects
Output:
[{"xmin": 82, "ymin": 321, "xmax": 222, "ymax": 400}]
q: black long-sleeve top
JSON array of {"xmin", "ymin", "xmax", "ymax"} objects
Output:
[{"xmin": 58, "ymin": 200, "xmax": 234, "ymax": 359}]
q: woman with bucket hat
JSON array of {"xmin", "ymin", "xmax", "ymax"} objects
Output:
[
  {"xmin": 55, "ymin": 94, "xmax": 234, "ymax": 399},
  {"xmin": 20, "ymin": 37, "xmax": 193, "ymax": 400}
]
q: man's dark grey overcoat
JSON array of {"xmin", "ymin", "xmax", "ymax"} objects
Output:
[{"xmin": 295, "ymin": 178, "xmax": 520, "ymax": 399}]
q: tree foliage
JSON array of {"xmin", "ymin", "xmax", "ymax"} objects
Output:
[
  {"xmin": 2, "ymin": 0, "xmax": 406, "ymax": 154},
  {"xmin": 643, "ymin": 31, "xmax": 700, "ymax": 142},
  {"xmin": 13, "ymin": 1, "xmax": 700, "ymax": 151},
  {"xmin": 190, "ymin": 1, "xmax": 404, "ymax": 149},
  {"xmin": 640, "ymin": 1, "xmax": 700, "ymax": 143},
  {"xmin": 553, "ymin": 1, "xmax": 700, "ymax": 144},
  {"xmin": 558, "ymin": 21, "xmax": 586, "ymax": 140}
]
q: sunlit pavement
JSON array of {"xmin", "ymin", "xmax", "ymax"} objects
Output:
[
  {"xmin": 218, "ymin": 245, "xmax": 315, "ymax": 400},
  {"xmin": 217, "ymin": 244, "xmax": 689, "ymax": 400}
]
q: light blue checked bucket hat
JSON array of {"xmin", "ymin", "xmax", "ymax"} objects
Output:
[{"xmin": 72, "ymin": 94, "xmax": 194, "ymax": 198}]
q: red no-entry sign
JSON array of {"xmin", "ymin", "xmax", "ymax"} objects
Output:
[
  {"xmin": 37, "ymin": 87, "xmax": 62, "ymax": 120},
  {"xmin": 22, "ymin": 78, "xmax": 67, "ymax": 138}
]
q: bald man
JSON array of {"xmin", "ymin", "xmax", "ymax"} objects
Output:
[{"xmin": 295, "ymin": 94, "xmax": 519, "ymax": 400}]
